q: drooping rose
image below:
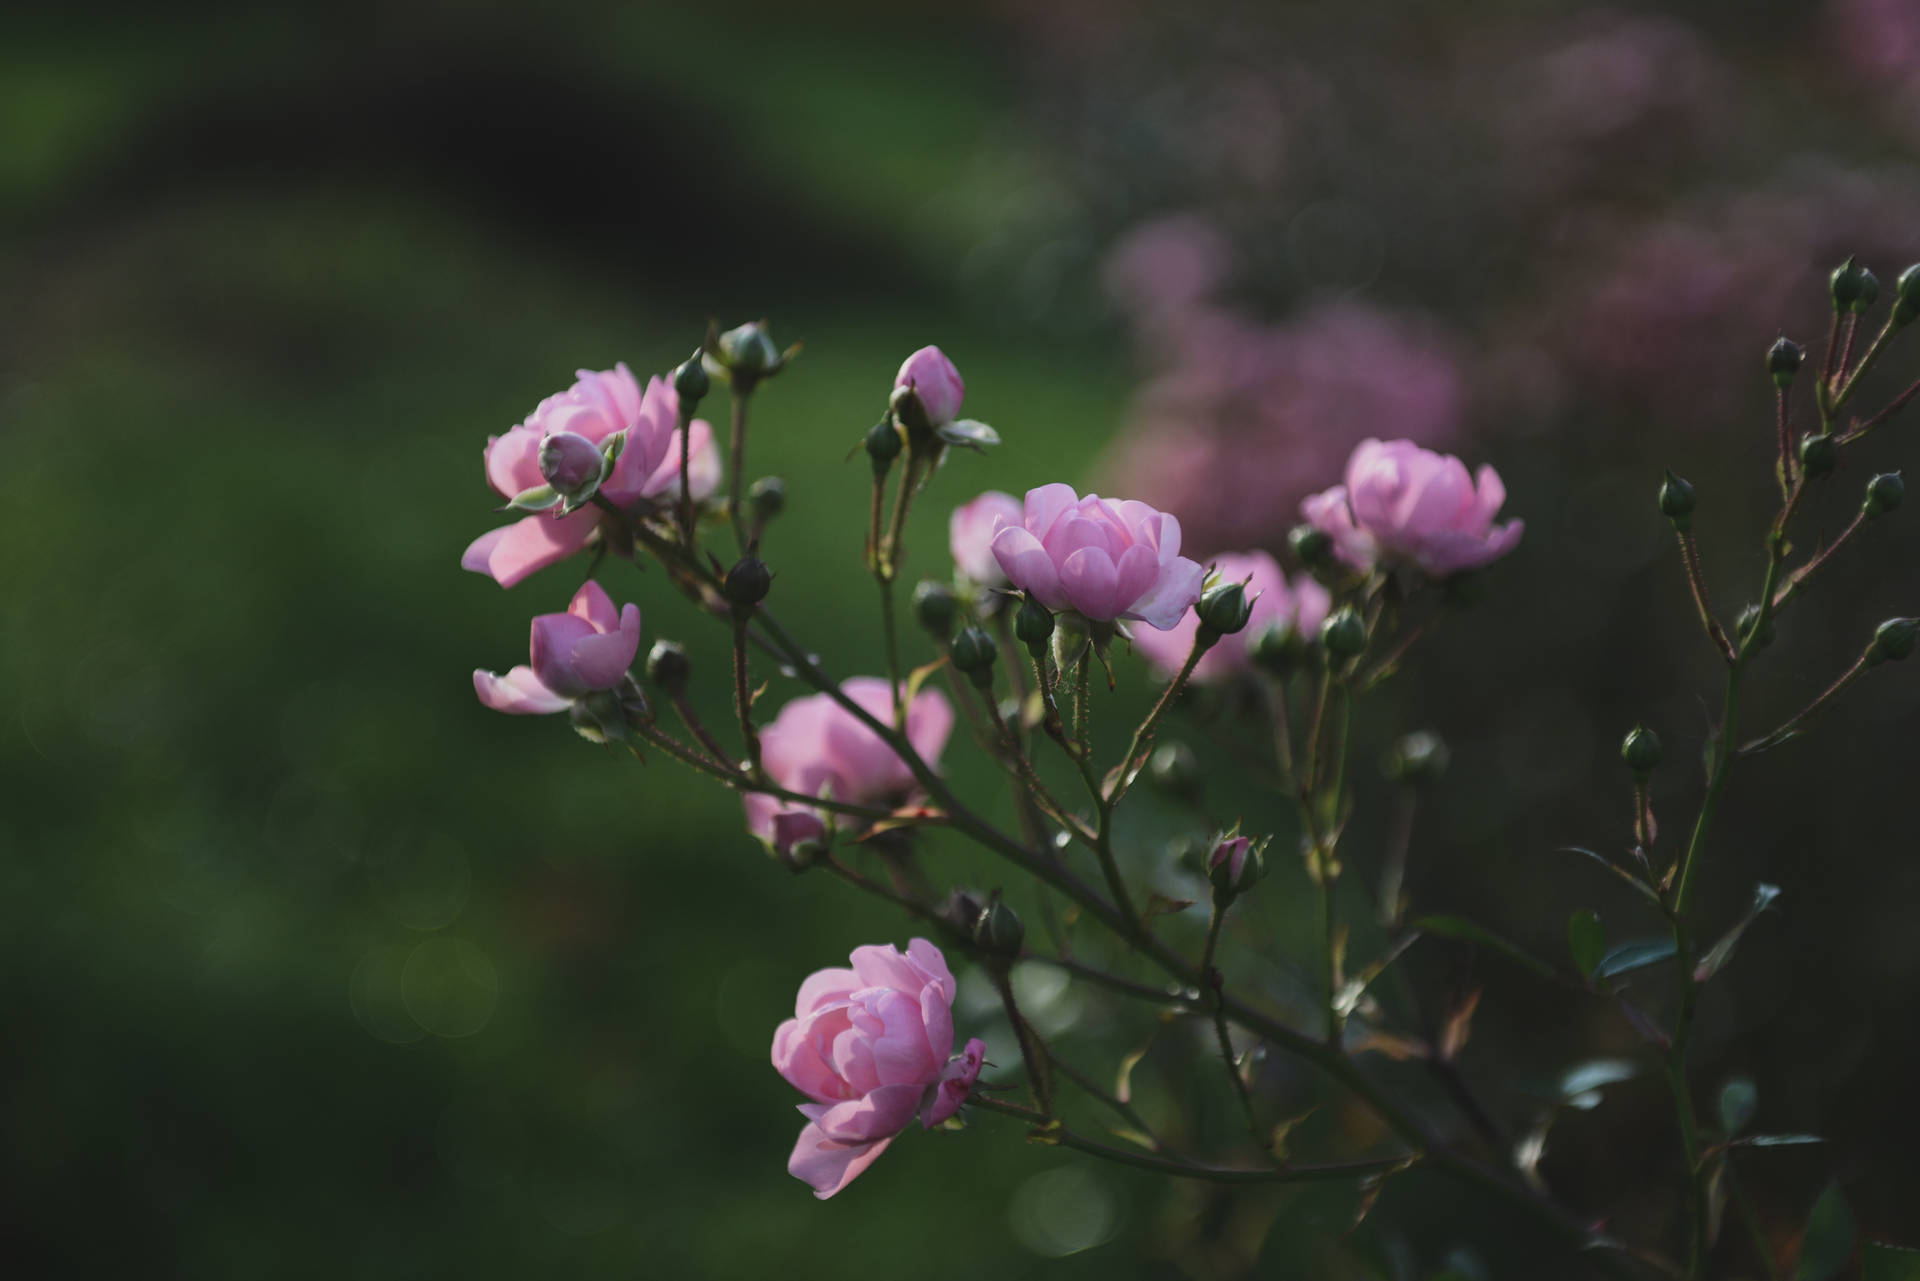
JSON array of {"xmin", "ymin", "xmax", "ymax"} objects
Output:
[{"xmin": 473, "ymin": 581, "xmax": 641, "ymax": 714}]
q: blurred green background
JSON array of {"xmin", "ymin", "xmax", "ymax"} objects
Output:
[{"xmin": 6, "ymin": 1, "xmax": 1919, "ymax": 1277}]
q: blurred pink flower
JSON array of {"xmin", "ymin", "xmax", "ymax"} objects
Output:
[
  {"xmin": 1302, "ymin": 439, "xmax": 1523, "ymax": 576},
  {"xmin": 950, "ymin": 490, "xmax": 1024, "ymax": 586},
  {"xmin": 473, "ymin": 581, "xmax": 640, "ymax": 714},
  {"xmin": 1130, "ymin": 551, "xmax": 1328, "ymax": 683},
  {"xmin": 462, "ymin": 364, "xmax": 720, "ymax": 588},
  {"xmin": 743, "ymin": 678, "xmax": 954, "ymax": 847},
  {"xmin": 772, "ymin": 939, "xmax": 986, "ymax": 1198},
  {"xmin": 989, "ymin": 484, "xmax": 1205, "ymax": 628},
  {"xmin": 895, "ymin": 346, "xmax": 966, "ymax": 429}
]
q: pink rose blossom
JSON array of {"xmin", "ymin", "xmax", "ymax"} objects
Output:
[
  {"xmin": 1208, "ymin": 834, "xmax": 1257, "ymax": 892},
  {"xmin": 988, "ymin": 484, "xmax": 1205, "ymax": 629},
  {"xmin": 1131, "ymin": 551, "xmax": 1329, "ymax": 682},
  {"xmin": 949, "ymin": 490, "xmax": 1024, "ymax": 586},
  {"xmin": 473, "ymin": 581, "xmax": 641, "ymax": 714},
  {"xmin": 894, "ymin": 346, "xmax": 965, "ymax": 428},
  {"xmin": 462, "ymin": 364, "xmax": 721, "ymax": 589},
  {"xmin": 772, "ymin": 939, "xmax": 987, "ymax": 1198},
  {"xmin": 1302, "ymin": 439, "xmax": 1523, "ymax": 576},
  {"xmin": 743, "ymin": 678, "xmax": 954, "ymax": 848}
]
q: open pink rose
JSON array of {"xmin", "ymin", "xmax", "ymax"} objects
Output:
[
  {"xmin": 473, "ymin": 581, "xmax": 641, "ymax": 713},
  {"xmin": 772, "ymin": 939, "xmax": 987, "ymax": 1198},
  {"xmin": 950, "ymin": 490, "xmax": 1023, "ymax": 586},
  {"xmin": 1301, "ymin": 439, "xmax": 1523, "ymax": 576},
  {"xmin": 462, "ymin": 364, "xmax": 721, "ymax": 589},
  {"xmin": 743, "ymin": 678, "xmax": 954, "ymax": 847},
  {"xmin": 988, "ymin": 484, "xmax": 1205, "ymax": 629},
  {"xmin": 895, "ymin": 346, "xmax": 966, "ymax": 429},
  {"xmin": 1131, "ymin": 551, "xmax": 1329, "ymax": 682}
]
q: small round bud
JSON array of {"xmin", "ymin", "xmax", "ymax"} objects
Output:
[
  {"xmin": 913, "ymin": 580, "xmax": 959, "ymax": 637},
  {"xmin": 1320, "ymin": 604, "xmax": 1367, "ymax": 658},
  {"xmin": 1830, "ymin": 257, "xmax": 1867, "ymax": 312},
  {"xmin": 1766, "ymin": 336, "xmax": 1804, "ymax": 388},
  {"xmin": 865, "ymin": 417, "xmax": 903, "ymax": 468},
  {"xmin": 673, "ymin": 348, "xmax": 710, "ymax": 404},
  {"xmin": 538, "ymin": 430, "xmax": 606, "ymax": 501},
  {"xmin": 1864, "ymin": 471, "xmax": 1904, "ymax": 518},
  {"xmin": 1384, "ymin": 731, "xmax": 1450, "ymax": 786},
  {"xmin": 716, "ymin": 320, "xmax": 781, "ymax": 378},
  {"xmin": 723, "ymin": 556, "xmax": 772, "ymax": 612},
  {"xmin": 1853, "ymin": 266, "xmax": 1880, "ymax": 314},
  {"xmin": 1248, "ymin": 620, "xmax": 1305, "ymax": 676},
  {"xmin": 1620, "ymin": 725, "xmax": 1662, "ymax": 777},
  {"xmin": 1799, "ymin": 432, "xmax": 1838, "ymax": 480},
  {"xmin": 645, "ymin": 639, "xmax": 691, "ymax": 696},
  {"xmin": 972, "ymin": 896, "xmax": 1025, "ymax": 956},
  {"xmin": 1867, "ymin": 616, "xmax": 1919, "ymax": 665},
  {"xmin": 1289, "ymin": 524, "xmax": 1334, "ymax": 569},
  {"xmin": 1895, "ymin": 265, "xmax": 1920, "ymax": 326},
  {"xmin": 949, "ymin": 625, "xmax": 999, "ymax": 688},
  {"xmin": 747, "ymin": 476, "xmax": 786, "ymax": 524},
  {"xmin": 1658, "ymin": 470, "xmax": 1696, "ymax": 529},
  {"xmin": 1014, "ymin": 596, "xmax": 1055, "ymax": 656},
  {"xmin": 1207, "ymin": 835, "xmax": 1263, "ymax": 900},
  {"xmin": 1147, "ymin": 742, "xmax": 1204, "ymax": 805},
  {"xmin": 1735, "ymin": 603, "xmax": 1775, "ymax": 651},
  {"xmin": 1195, "ymin": 578, "xmax": 1255, "ymax": 637}
]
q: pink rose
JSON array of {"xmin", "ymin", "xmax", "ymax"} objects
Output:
[
  {"xmin": 988, "ymin": 484, "xmax": 1206, "ymax": 629},
  {"xmin": 949, "ymin": 490, "xmax": 1024, "ymax": 586},
  {"xmin": 462, "ymin": 364, "xmax": 721, "ymax": 589},
  {"xmin": 772, "ymin": 939, "xmax": 987, "ymax": 1198},
  {"xmin": 894, "ymin": 346, "xmax": 966, "ymax": 428},
  {"xmin": 473, "ymin": 581, "xmax": 641, "ymax": 713},
  {"xmin": 1301, "ymin": 439, "xmax": 1523, "ymax": 576},
  {"xmin": 1131, "ymin": 551, "xmax": 1329, "ymax": 682},
  {"xmin": 743, "ymin": 678, "xmax": 954, "ymax": 847}
]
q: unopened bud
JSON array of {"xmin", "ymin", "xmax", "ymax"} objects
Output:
[
  {"xmin": 714, "ymin": 320, "xmax": 782, "ymax": 380},
  {"xmin": 865, "ymin": 417, "xmax": 903, "ymax": 470},
  {"xmin": 538, "ymin": 430, "xmax": 606, "ymax": 501},
  {"xmin": 1014, "ymin": 596, "xmax": 1055, "ymax": 657},
  {"xmin": 1384, "ymin": 731, "xmax": 1450, "ymax": 785},
  {"xmin": 1864, "ymin": 471, "xmax": 1904, "ymax": 518},
  {"xmin": 1799, "ymin": 432, "xmax": 1837, "ymax": 480},
  {"xmin": 1736, "ymin": 603, "xmax": 1775, "ymax": 651},
  {"xmin": 1767, "ymin": 336, "xmax": 1804, "ymax": 388},
  {"xmin": 1248, "ymin": 620, "xmax": 1305, "ymax": 676},
  {"xmin": 673, "ymin": 347, "xmax": 710, "ymax": 405},
  {"xmin": 1867, "ymin": 616, "xmax": 1919, "ymax": 665},
  {"xmin": 972, "ymin": 895, "xmax": 1025, "ymax": 956},
  {"xmin": 1831, "ymin": 257, "xmax": 1867, "ymax": 312},
  {"xmin": 1853, "ymin": 266, "xmax": 1881, "ymax": 314},
  {"xmin": 1620, "ymin": 725, "xmax": 1662, "ymax": 777},
  {"xmin": 950, "ymin": 625, "xmax": 998, "ymax": 689},
  {"xmin": 1659, "ymin": 470, "xmax": 1696, "ymax": 529},
  {"xmin": 723, "ymin": 556, "xmax": 772, "ymax": 613},
  {"xmin": 1147, "ymin": 742, "xmax": 1204, "ymax": 804},
  {"xmin": 1289, "ymin": 524, "xmax": 1334, "ymax": 569},
  {"xmin": 913, "ymin": 580, "xmax": 959, "ymax": 636},
  {"xmin": 1207, "ymin": 834, "xmax": 1263, "ymax": 900},
  {"xmin": 645, "ymin": 639, "xmax": 691, "ymax": 696},
  {"xmin": 1321, "ymin": 604, "xmax": 1367, "ymax": 658},
  {"xmin": 1896, "ymin": 265, "xmax": 1920, "ymax": 326},
  {"xmin": 747, "ymin": 476, "xmax": 786, "ymax": 524},
  {"xmin": 769, "ymin": 811, "xmax": 827, "ymax": 872},
  {"xmin": 940, "ymin": 889, "xmax": 985, "ymax": 937},
  {"xmin": 1196, "ymin": 578, "xmax": 1255, "ymax": 637}
]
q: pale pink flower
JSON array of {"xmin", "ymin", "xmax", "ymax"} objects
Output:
[
  {"xmin": 1302, "ymin": 439, "xmax": 1523, "ymax": 576},
  {"xmin": 894, "ymin": 346, "xmax": 965, "ymax": 428},
  {"xmin": 743, "ymin": 678, "xmax": 954, "ymax": 848},
  {"xmin": 772, "ymin": 939, "xmax": 987, "ymax": 1198},
  {"xmin": 988, "ymin": 484, "xmax": 1205, "ymax": 629},
  {"xmin": 462, "ymin": 364, "xmax": 721, "ymax": 588},
  {"xmin": 473, "ymin": 581, "xmax": 641, "ymax": 714},
  {"xmin": 949, "ymin": 490, "xmax": 1024, "ymax": 586},
  {"xmin": 1131, "ymin": 551, "xmax": 1328, "ymax": 682}
]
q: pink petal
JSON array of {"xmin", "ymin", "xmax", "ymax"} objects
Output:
[
  {"xmin": 483, "ymin": 427, "xmax": 544, "ymax": 499},
  {"xmin": 1125, "ymin": 555, "xmax": 1206, "ymax": 630},
  {"xmin": 990, "ymin": 526, "xmax": 1064, "ymax": 610},
  {"xmin": 787, "ymin": 1124, "xmax": 892, "ymax": 1199},
  {"xmin": 562, "ymin": 603, "xmax": 641, "ymax": 691},
  {"xmin": 920, "ymin": 1038, "xmax": 987, "ymax": 1129},
  {"xmin": 1023, "ymin": 483, "xmax": 1081, "ymax": 540},
  {"xmin": 473, "ymin": 666, "xmax": 569, "ymax": 715},
  {"xmin": 1111, "ymin": 542, "xmax": 1160, "ymax": 612},
  {"xmin": 903, "ymin": 690, "xmax": 954, "ymax": 773},
  {"xmin": 1059, "ymin": 545, "xmax": 1122, "ymax": 620},
  {"xmin": 461, "ymin": 510, "xmax": 599, "ymax": 588},
  {"xmin": 567, "ymin": 580, "xmax": 620, "ymax": 632},
  {"xmin": 798, "ymin": 1083, "xmax": 923, "ymax": 1144}
]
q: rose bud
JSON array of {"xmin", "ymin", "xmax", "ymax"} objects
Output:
[
  {"xmin": 913, "ymin": 580, "xmax": 960, "ymax": 637},
  {"xmin": 1767, "ymin": 336, "xmax": 1804, "ymax": 387},
  {"xmin": 1207, "ymin": 833, "xmax": 1264, "ymax": 900},
  {"xmin": 645, "ymin": 639, "xmax": 691, "ymax": 696},
  {"xmin": 1867, "ymin": 617, "xmax": 1919, "ymax": 665},
  {"xmin": 1620, "ymin": 725, "xmax": 1662, "ymax": 778},
  {"xmin": 1864, "ymin": 472, "xmax": 1904, "ymax": 519},
  {"xmin": 893, "ymin": 346, "xmax": 966, "ymax": 431},
  {"xmin": 949, "ymin": 626, "xmax": 999, "ymax": 690}
]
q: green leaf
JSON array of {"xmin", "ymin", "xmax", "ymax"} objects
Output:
[
  {"xmin": 1568, "ymin": 909, "xmax": 1605, "ymax": 977},
  {"xmin": 934, "ymin": 419, "xmax": 999, "ymax": 451},
  {"xmin": 1796, "ymin": 1182, "xmax": 1855, "ymax": 1281},
  {"xmin": 1864, "ymin": 1242, "xmax": 1920, "ymax": 1281},
  {"xmin": 1717, "ymin": 1076, "xmax": 1758, "ymax": 1135},
  {"xmin": 1694, "ymin": 882, "xmax": 1782, "ymax": 983},
  {"xmin": 1593, "ymin": 937, "xmax": 1678, "ymax": 980},
  {"xmin": 1553, "ymin": 845, "xmax": 1664, "ymax": 905},
  {"xmin": 1736, "ymin": 1133, "xmax": 1824, "ymax": 1147},
  {"xmin": 506, "ymin": 483, "xmax": 561, "ymax": 512},
  {"xmin": 1413, "ymin": 915, "xmax": 1557, "ymax": 981}
]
